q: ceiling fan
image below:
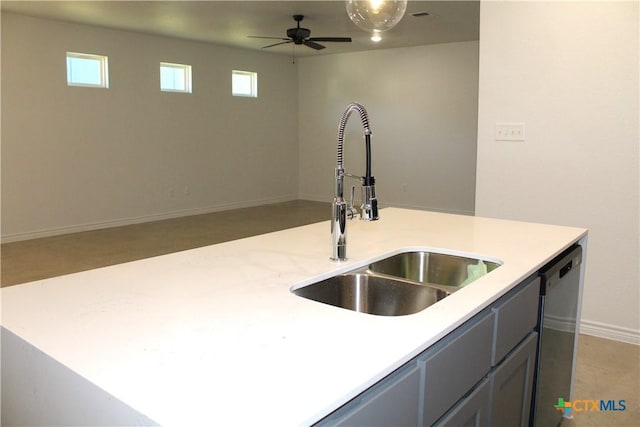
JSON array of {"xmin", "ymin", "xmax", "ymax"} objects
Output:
[{"xmin": 249, "ymin": 15, "xmax": 352, "ymax": 50}]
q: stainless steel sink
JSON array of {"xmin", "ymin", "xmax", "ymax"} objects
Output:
[
  {"xmin": 368, "ymin": 251, "xmax": 501, "ymax": 288},
  {"xmin": 292, "ymin": 250, "xmax": 501, "ymax": 316},
  {"xmin": 292, "ymin": 273, "xmax": 449, "ymax": 316}
]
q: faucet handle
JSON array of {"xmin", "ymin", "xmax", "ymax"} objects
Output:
[{"xmin": 347, "ymin": 186, "xmax": 358, "ymax": 220}]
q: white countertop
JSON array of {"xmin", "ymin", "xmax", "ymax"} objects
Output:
[{"xmin": 0, "ymin": 208, "xmax": 587, "ymax": 426}]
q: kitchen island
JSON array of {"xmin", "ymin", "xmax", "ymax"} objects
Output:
[{"xmin": 0, "ymin": 208, "xmax": 587, "ymax": 426}]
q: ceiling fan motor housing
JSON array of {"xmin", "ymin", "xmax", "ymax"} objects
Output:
[{"xmin": 287, "ymin": 27, "xmax": 311, "ymax": 43}]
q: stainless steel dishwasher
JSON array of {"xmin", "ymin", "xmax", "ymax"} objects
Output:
[{"xmin": 531, "ymin": 244, "xmax": 583, "ymax": 427}]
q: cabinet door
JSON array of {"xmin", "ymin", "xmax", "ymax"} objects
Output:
[
  {"xmin": 433, "ymin": 378, "xmax": 490, "ymax": 427},
  {"xmin": 488, "ymin": 332, "xmax": 538, "ymax": 427},
  {"xmin": 318, "ymin": 363, "xmax": 420, "ymax": 427},
  {"xmin": 420, "ymin": 312, "xmax": 494, "ymax": 427}
]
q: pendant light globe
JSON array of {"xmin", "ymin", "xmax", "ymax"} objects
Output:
[{"xmin": 345, "ymin": 0, "xmax": 408, "ymax": 33}]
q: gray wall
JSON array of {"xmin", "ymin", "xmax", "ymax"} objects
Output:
[
  {"xmin": 297, "ymin": 41, "xmax": 479, "ymax": 215},
  {"xmin": 2, "ymin": 13, "xmax": 479, "ymax": 241},
  {"xmin": 1, "ymin": 12, "xmax": 300, "ymax": 240}
]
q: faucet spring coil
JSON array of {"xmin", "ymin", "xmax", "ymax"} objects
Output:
[{"xmin": 336, "ymin": 103, "xmax": 371, "ymax": 168}]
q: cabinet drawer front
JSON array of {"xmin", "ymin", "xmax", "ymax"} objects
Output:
[
  {"xmin": 489, "ymin": 332, "xmax": 538, "ymax": 427},
  {"xmin": 492, "ymin": 276, "xmax": 540, "ymax": 366},
  {"xmin": 420, "ymin": 312, "xmax": 494, "ymax": 427},
  {"xmin": 319, "ymin": 364, "xmax": 421, "ymax": 427}
]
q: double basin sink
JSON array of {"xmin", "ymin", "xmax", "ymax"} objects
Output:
[{"xmin": 292, "ymin": 251, "xmax": 501, "ymax": 316}]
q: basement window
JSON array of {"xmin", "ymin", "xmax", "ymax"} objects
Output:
[
  {"xmin": 232, "ymin": 70, "xmax": 258, "ymax": 98},
  {"xmin": 66, "ymin": 52, "xmax": 109, "ymax": 88},
  {"xmin": 160, "ymin": 62, "xmax": 192, "ymax": 93}
]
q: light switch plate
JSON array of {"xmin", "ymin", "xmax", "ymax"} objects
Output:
[{"xmin": 495, "ymin": 123, "xmax": 525, "ymax": 141}]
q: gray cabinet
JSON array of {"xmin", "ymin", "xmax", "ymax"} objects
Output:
[
  {"xmin": 315, "ymin": 275, "xmax": 540, "ymax": 427},
  {"xmin": 488, "ymin": 333, "xmax": 538, "ymax": 427},
  {"xmin": 434, "ymin": 378, "xmax": 490, "ymax": 427},
  {"xmin": 491, "ymin": 277, "xmax": 540, "ymax": 366},
  {"xmin": 419, "ymin": 313, "xmax": 494, "ymax": 427},
  {"xmin": 322, "ymin": 363, "xmax": 420, "ymax": 427}
]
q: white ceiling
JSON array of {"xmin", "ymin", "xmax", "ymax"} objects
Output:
[{"xmin": 1, "ymin": 1, "xmax": 479, "ymax": 56}]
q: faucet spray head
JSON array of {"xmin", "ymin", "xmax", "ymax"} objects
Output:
[{"xmin": 361, "ymin": 177, "xmax": 379, "ymax": 221}]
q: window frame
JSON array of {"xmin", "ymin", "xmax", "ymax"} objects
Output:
[
  {"xmin": 232, "ymin": 70, "xmax": 258, "ymax": 98},
  {"xmin": 160, "ymin": 62, "xmax": 193, "ymax": 93},
  {"xmin": 66, "ymin": 52, "xmax": 109, "ymax": 88}
]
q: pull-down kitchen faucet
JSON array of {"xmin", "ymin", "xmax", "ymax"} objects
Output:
[{"xmin": 331, "ymin": 102, "xmax": 379, "ymax": 261}]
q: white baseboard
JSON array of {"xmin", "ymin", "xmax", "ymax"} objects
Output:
[
  {"xmin": 579, "ymin": 319, "xmax": 640, "ymax": 345},
  {"xmin": 296, "ymin": 193, "xmax": 475, "ymax": 216},
  {"xmin": 385, "ymin": 202, "xmax": 475, "ymax": 216},
  {"xmin": 296, "ymin": 194, "xmax": 327, "ymax": 204},
  {"xmin": 1, "ymin": 195, "xmax": 297, "ymax": 243},
  {"xmin": 545, "ymin": 313, "xmax": 576, "ymax": 333}
]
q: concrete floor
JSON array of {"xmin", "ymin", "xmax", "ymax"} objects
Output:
[
  {"xmin": 1, "ymin": 200, "xmax": 330, "ymax": 286},
  {"xmin": 563, "ymin": 334, "xmax": 639, "ymax": 427},
  {"xmin": 1, "ymin": 200, "xmax": 638, "ymax": 425}
]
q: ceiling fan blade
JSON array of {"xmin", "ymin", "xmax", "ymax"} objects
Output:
[
  {"xmin": 262, "ymin": 40, "xmax": 293, "ymax": 49},
  {"xmin": 248, "ymin": 36, "xmax": 289, "ymax": 40},
  {"xmin": 308, "ymin": 37, "xmax": 352, "ymax": 43},
  {"xmin": 303, "ymin": 40, "xmax": 326, "ymax": 50}
]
